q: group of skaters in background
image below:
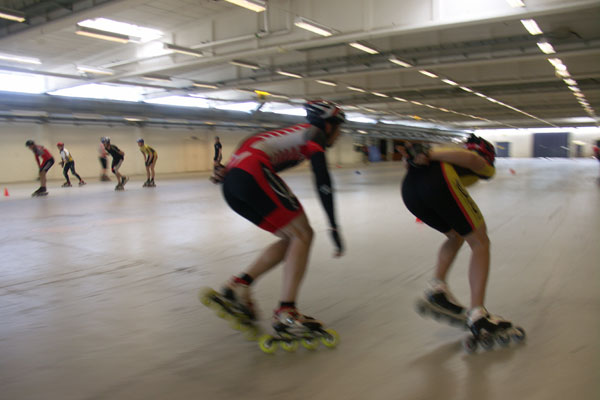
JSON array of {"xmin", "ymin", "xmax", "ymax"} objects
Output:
[{"xmin": 25, "ymin": 136, "xmax": 161, "ymax": 197}]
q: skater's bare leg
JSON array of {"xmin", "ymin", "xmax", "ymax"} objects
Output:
[
  {"xmin": 277, "ymin": 213, "xmax": 314, "ymax": 302},
  {"xmin": 434, "ymin": 230, "xmax": 464, "ymax": 282},
  {"xmin": 150, "ymin": 158, "xmax": 157, "ymax": 181},
  {"xmin": 244, "ymin": 238, "xmax": 290, "ymax": 279},
  {"xmin": 39, "ymin": 170, "xmax": 47, "ymax": 188},
  {"xmin": 463, "ymin": 223, "xmax": 490, "ymax": 308}
]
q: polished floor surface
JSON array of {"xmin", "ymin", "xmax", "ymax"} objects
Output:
[{"xmin": 1, "ymin": 159, "xmax": 599, "ymax": 400}]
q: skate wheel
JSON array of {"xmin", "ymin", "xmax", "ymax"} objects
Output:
[
  {"xmin": 216, "ymin": 309, "xmax": 229, "ymax": 320},
  {"xmin": 463, "ymin": 336, "xmax": 478, "ymax": 354},
  {"xmin": 480, "ymin": 334, "xmax": 495, "ymax": 350},
  {"xmin": 496, "ymin": 332, "xmax": 510, "ymax": 347},
  {"xmin": 280, "ymin": 339, "xmax": 299, "ymax": 353},
  {"xmin": 244, "ymin": 325, "xmax": 260, "ymax": 341},
  {"xmin": 230, "ymin": 319, "xmax": 243, "ymax": 331},
  {"xmin": 301, "ymin": 337, "xmax": 320, "ymax": 351},
  {"xmin": 198, "ymin": 288, "xmax": 215, "ymax": 307},
  {"xmin": 320, "ymin": 328, "xmax": 340, "ymax": 349},
  {"xmin": 258, "ymin": 335, "xmax": 278, "ymax": 354},
  {"xmin": 511, "ymin": 327, "xmax": 526, "ymax": 343},
  {"xmin": 415, "ymin": 299, "xmax": 428, "ymax": 316}
]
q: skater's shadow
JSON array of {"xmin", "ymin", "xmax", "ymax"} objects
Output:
[{"xmin": 407, "ymin": 340, "xmax": 462, "ymax": 400}]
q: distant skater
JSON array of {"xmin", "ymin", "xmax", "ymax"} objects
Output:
[
  {"xmin": 137, "ymin": 138, "xmax": 158, "ymax": 187},
  {"xmin": 25, "ymin": 140, "xmax": 55, "ymax": 197},
  {"xmin": 98, "ymin": 139, "xmax": 110, "ymax": 181},
  {"xmin": 57, "ymin": 142, "xmax": 85, "ymax": 187},
  {"xmin": 101, "ymin": 137, "xmax": 128, "ymax": 191}
]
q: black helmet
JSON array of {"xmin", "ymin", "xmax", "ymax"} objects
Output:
[
  {"xmin": 25, "ymin": 140, "xmax": 34, "ymax": 147},
  {"xmin": 305, "ymin": 100, "xmax": 346, "ymax": 129}
]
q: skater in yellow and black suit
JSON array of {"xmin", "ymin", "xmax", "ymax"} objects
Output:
[
  {"xmin": 399, "ymin": 135, "xmax": 517, "ymax": 339},
  {"xmin": 137, "ymin": 138, "xmax": 158, "ymax": 187}
]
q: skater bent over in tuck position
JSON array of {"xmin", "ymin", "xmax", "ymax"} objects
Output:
[
  {"xmin": 102, "ymin": 137, "xmax": 129, "ymax": 191},
  {"xmin": 137, "ymin": 138, "xmax": 158, "ymax": 187},
  {"xmin": 26, "ymin": 140, "xmax": 55, "ymax": 197},
  {"xmin": 200, "ymin": 100, "xmax": 345, "ymax": 353},
  {"xmin": 57, "ymin": 142, "xmax": 85, "ymax": 187},
  {"xmin": 399, "ymin": 135, "xmax": 525, "ymax": 352}
]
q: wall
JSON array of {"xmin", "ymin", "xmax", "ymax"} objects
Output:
[
  {"xmin": 0, "ymin": 121, "xmax": 361, "ymax": 183},
  {"xmin": 478, "ymin": 128, "xmax": 600, "ymax": 158}
]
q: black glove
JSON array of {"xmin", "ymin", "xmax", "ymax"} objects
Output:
[{"xmin": 330, "ymin": 228, "xmax": 344, "ymax": 257}]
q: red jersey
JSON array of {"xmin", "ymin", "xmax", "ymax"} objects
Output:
[
  {"xmin": 32, "ymin": 145, "xmax": 53, "ymax": 166},
  {"xmin": 229, "ymin": 123, "xmax": 326, "ymax": 172}
]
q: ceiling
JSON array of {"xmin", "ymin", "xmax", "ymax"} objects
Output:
[{"xmin": 0, "ymin": 0, "xmax": 599, "ymax": 133}]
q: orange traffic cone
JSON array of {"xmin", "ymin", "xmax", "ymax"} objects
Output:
[
  {"xmin": 3, "ymin": 188, "xmax": 8, "ymax": 197},
  {"xmin": 509, "ymin": 168, "xmax": 516, "ymax": 175}
]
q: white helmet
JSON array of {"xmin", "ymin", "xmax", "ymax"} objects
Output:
[{"xmin": 305, "ymin": 100, "xmax": 346, "ymax": 126}]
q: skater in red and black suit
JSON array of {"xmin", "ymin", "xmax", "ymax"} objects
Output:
[
  {"xmin": 25, "ymin": 140, "xmax": 55, "ymax": 197},
  {"xmin": 399, "ymin": 135, "xmax": 524, "ymax": 349},
  {"xmin": 208, "ymin": 100, "xmax": 346, "ymax": 339}
]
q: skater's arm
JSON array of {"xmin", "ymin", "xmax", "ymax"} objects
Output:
[{"xmin": 310, "ymin": 151, "xmax": 344, "ymax": 256}]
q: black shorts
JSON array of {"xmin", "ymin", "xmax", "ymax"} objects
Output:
[
  {"xmin": 401, "ymin": 162, "xmax": 484, "ymax": 236},
  {"xmin": 222, "ymin": 159, "xmax": 302, "ymax": 233},
  {"xmin": 99, "ymin": 157, "xmax": 107, "ymax": 169},
  {"xmin": 111, "ymin": 158, "xmax": 123, "ymax": 173},
  {"xmin": 40, "ymin": 158, "xmax": 55, "ymax": 173}
]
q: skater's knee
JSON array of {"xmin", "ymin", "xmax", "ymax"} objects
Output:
[
  {"xmin": 465, "ymin": 227, "xmax": 489, "ymax": 250},
  {"xmin": 278, "ymin": 215, "xmax": 313, "ymax": 245},
  {"xmin": 445, "ymin": 230, "xmax": 464, "ymax": 247}
]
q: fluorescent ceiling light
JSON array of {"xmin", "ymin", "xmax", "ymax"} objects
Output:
[
  {"xmin": 270, "ymin": 94, "xmax": 290, "ymax": 100},
  {"xmin": 563, "ymin": 78, "xmax": 577, "ymax": 86},
  {"xmin": 371, "ymin": 92, "xmax": 388, "ymax": 97},
  {"xmin": 393, "ymin": 97, "xmax": 407, "ymax": 102},
  {"xmin": 76, "ymin": 26, "xmax": 130, "ymax": 43},
  {"xmin": 230, "ymin": 60, "xmax": 260, "ymax": 69},
  {"xmin": 349, "ymin": 42, "xmax": 379, "ymax": 55},
  {"xmin": 164, "ymin": 43, "xmax": 203, "ymax": 57},
  {"xmin": 555, "ymin": 69, "xmax": 570, "ymax": 78},
  {"xmin": 439, "ymin": 108, "xmax": 450, "ymax": 112},
  {"xmin": 506, "ymin": 0, "xmax": 525, "ymax": 7},
  {"xmin": 142, "ymin": 75, "xmax": 171, "ymax": 82},
  {"xmin": 410, "ymin": 100, "xmax": 424, "ymax": 106},
  {"xmin": 573, "ymin": 92, "xmax": 584, "ymax": 98},
  {"xmin": 277, "ymin": 70, "xmax": 302, "ymax": 79},
  {"xmin": 548, "ymin": 58, "xmax": 567, "ymax": 71},
  {"xmin": 0, "ymin": 52, "xmax": 41, "ymax": 65},
  {"xmin": 425, "ymin": 104, "xmax": 436, "ymax": 109},
  {"xmin": 124, "ymin": 117, "xmax": 145, "ymax": 122},
  {"xmin": 224, "ymin": 0, "xmax": 266, "ymax": 12},
  {"xmin": 441, "ymin": 78, "xmax": 458, "ymax": 86},
  {"xmin": 536, "ymin": 41, "xmax": 555, "ymax": 54},
  {"xmin": 0, "ymin": 7, "xmax": 26, "ymax": 22},
  {"xmin": 77, "ymin": 65, "xmax": 114, "ymax": 75},
  {"xmin": 419, "ymin": 70, "xmax": 438, "ymax": 78},
  {"xmin": 474, "ymin": 92, "xmax": 487, "ymax": 98},
  {"xmin": 316, "ymin": 80, "xmax": 337, "ymax": 86},
  {"xmin": 389, "ymin": 57, "xmax": 411, "ymax": 67},
  {"xmin": 347, "ymin": 86, "xmax": 366, "ymax": 93},
  {"xmin": 459, "ymin": 86, "xmax": 474, "ymax": 93},
  {"xmin": 568, "ymin": 86, "xmax": 581, "ymax": 92},
  {"xmin": 77, "ymin": 18, "xmax": 163, "ymax": 43},
  {"xmin": 294, "ymin": 16, "xmax": 334, "ymax": 37},
  {"xmin": 520, "ymin": 19, "xmax": 543, "ymax": 35},
  {"xmin": 193, "ymin": 82, "xmax": 218, "ymax": 89}
]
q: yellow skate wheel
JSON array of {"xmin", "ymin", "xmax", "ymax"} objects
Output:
[
  {"xmin": 198, "ymin": 288, "xmax": 215, "ymax": 307},
  {"xmin": 258, "ymin": 334, "xmax": 278, "ymax": 354},
  {"xmin": 301, "ymin": 337, "xmax": 320, "ymax": 351},
  {"xmin": 320, "ymin": 329, "xmax": 340, "ymax": 348},
  {"xmin": 280, "ymin": 339, "xmax": 299, "ymax": 353},
  {"xmin": 244, "ymin": 325, "xmax": 260, "ymax": 341}
]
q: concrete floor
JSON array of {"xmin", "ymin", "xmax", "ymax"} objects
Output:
[{"xmin": 1, "ymin": 159, "xmax": 599, "ymax": 400}]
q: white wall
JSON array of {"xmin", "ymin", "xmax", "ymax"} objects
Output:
[
  {"xmin": 478, "ymin": 128, "xmax": 600, "ymax": 158},
  {"xmin": 0, "ymin": 121, "xmax": 362, "ymax": 184}
]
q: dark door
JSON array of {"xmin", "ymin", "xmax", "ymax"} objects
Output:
[
  {"xmin": 533, "ymin": 132, "xmax": 569, "ymax": 158},
  {"xmin": 496, "ymin": 142, "xmax": 510, "ymax": 158}
]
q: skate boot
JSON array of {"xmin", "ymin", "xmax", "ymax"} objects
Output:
[
  {"xmin": 101, "ymin": 174, "xmax": 111, "ymax": 181},
  {"xmin": 61, "ymin": 182, "xmax": 72, "ymax": 187},
  {"xmin": 120, "ymin": 176, "xmax": 129, "ymax": 187},
  {"xmin": 115, "ymin": 183, "xmax": 124, "ymax": 191},
  {"xmin": 199, "ymin": 277, "xmax": 259, "ymax": 340},
  {"xmin": 415, "ymin": 279, "xmax": 467, "ymax": 327},
  {"xmin": 32, "ymin": 187, "xmax": 48, "ymax": 197},
  {"xmin": 462, "ymin": 306, "xmax": 526, "ymax": 353},
  {"xmin": 79, "ymin": 180, "xmax": 86, "ymax": 186},
  {"xmin": 258, "ymin": 307, "xmax": 340, "ymax": 354},
  {"xmin": 142, "ymin": 180, "xmax": 150, "ymax": 187},
  {"xmin": 148, "ymin": 179, "xmax": 156, "ymax": 187}
]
